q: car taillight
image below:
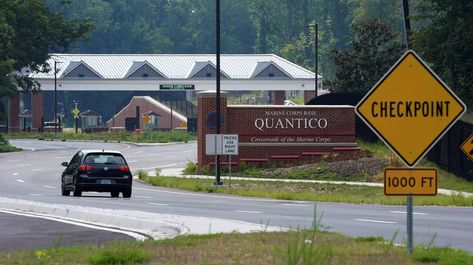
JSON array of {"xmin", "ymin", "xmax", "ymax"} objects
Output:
[
  {"xmin": 79, "ymin": 165, "xmax": 94, "ymax": 171},
  {"xmin": 118, "ymin": 166, "xmax": 129, "ymax": 172}
]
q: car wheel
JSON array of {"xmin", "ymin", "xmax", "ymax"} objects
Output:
[
  {"xmin": 73, "ymin": 189, "xmax": 82, "ymax": 197},
  {"xmin": 122, "ymin": 188, "xmax": 132, "ymax": 198},
  {"xmin": 111, "ymin": 191, "xmax": 119, "ymax": 198},
  {"xmin": 61, "ymin": 185, "xmax": 70, "ymax": 196}
]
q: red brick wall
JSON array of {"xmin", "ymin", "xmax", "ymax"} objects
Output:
[
  {"xmin": 107, "ymin": 97, "xmax": 185, "ymax": 129},
  {"xmin": 197, "ymin": 93, "xmax": 357, "ymax": 169},
  {"xmin": 31, "ymin": 91, "xmax": 43, "ymax": 131}
]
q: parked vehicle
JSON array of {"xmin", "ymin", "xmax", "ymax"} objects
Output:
[{"xmin": 61, "ymin": 150, "xmax": 132, "ymax": 198}]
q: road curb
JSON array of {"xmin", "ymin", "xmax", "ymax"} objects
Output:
[{"xmin": 0, "ymin": 197, "xmax": 183, "ymax": 240}]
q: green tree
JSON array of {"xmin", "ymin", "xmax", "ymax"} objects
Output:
[
  {"xmin": 0, "ymin": 0, "xmax": 91, "ymax": 119},
  {"xmin": 330, "ymin": 17, "xmax": 403, "ymax": 93},
  {"xmin": 412, "ymin": 0, "xmax": 473, "ymax": 108},
  {"xmin": 0, "ymin": 0, "xmax": 91, "ymax": 94}
]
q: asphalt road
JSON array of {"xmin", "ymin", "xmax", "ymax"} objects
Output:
[
  {"xmin": 0, "ymin": 211, "xmax": 133, "ymax": 251},
  {"xmin": 1, "ymin": 139, "xmax": 473, "ymax": 252}
]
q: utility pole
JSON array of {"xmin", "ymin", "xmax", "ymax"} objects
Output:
[{"xmin": 307, "ymin": 23, "xmax": 318, "ymax": 97}]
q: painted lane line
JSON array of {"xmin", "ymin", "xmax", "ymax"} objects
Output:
[
  {"xmin": 13, "ymin": 173, "xmax": 19, "ymax": 176},
  {"xmin": 147, "ymin": 202, "xmax": 168, "ymax": 206},
  {"xmin": 43, "ymin": 186, "xmax": 55, "ymax": 189},
  {"xmin": 29, "ymin": 194, "xmax": 44, "ymax": 197},
  {"xmin": 133, "ymin": 151, "xmax": 144, "ymax": 154},
  {"xmin": 32, "ymin": 168, "xmax": 43, "ymax": 172},
  {"xmin": 355, "ymin": 219, "xmax": 397, "ymax": 224},
  {"xmin": 390, "ymin": 210, "xmax": 427, "ymax": 216},
  {"xmin": 15, "ymin": 164, "xmax": 31, "ymax": 167},
  {"xmin": 158, "ymin": 163, "xmax": 177, "ymax": 168},
  {"xmin": 233, "ymin": 210, "xmax": 264, "ymax": 214},
  {"xmin": 282, "ymin": 203, "xmax": 310, "ymax": 207},
  {"xmin": 7, "ymin": 160, "xmax": 20, "ymax": 162},
  {"xmin": 184, "ymin": 150, "xmax": 194, "ymax": 153},
  {"xmin": 127, "ymin": 160, "xmax": 138, "ymax": 163},
  {"xmin": 166, "ymin": 155, "xmax": 177, "ymax": 158},
  {"xmin": 134, "ymin": 187, "xmax": 296, "ymax": 203},
  {"xmin": 135, "ymin": 196, "xmax": 152, "ymax": 199},
  {"xmin": 16, "ymin": 179, "xmax": 25, "ymax": 183}
]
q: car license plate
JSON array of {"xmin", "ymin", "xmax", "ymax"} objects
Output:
[{"xmin": 101, "ymin": 179, "xmax": 112, "ymax": 185}]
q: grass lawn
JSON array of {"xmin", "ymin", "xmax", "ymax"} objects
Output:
[
  {"xmin": 1, "ymin": 231, "xmax": 472, "ymax": 265},
  {"xmin": 142, "ymin": 176, "xmax": 473, "ymax": 206}
]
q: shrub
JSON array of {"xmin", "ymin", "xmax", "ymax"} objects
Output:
[
  {"xmin": 137, "ymin": 170, "xmax": 149, "ymax": 181},
  {"xmin": 183, "ymin": 162, "xmax": 197, "ymax": 175}
]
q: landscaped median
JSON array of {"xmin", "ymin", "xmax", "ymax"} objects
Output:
[
  {"xmin": 0, "ymin": 134, "xmax": 21, "ymax": 153},
  {"xmin": 2, "ymin": 230, "xmax": 473, "ymax": 264},
  {"xmin": 137, "ymin": 140, "xmax": 473, "ymax": 206}
]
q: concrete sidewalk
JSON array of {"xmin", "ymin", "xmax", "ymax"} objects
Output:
[{"xmin": 155, "ymin": 168, "xmax": 473, "ymax": 198}]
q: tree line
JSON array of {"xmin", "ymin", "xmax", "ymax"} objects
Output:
[{"xmin": 0, "ymin": 0, "xmax": 471, "ymax": 123}]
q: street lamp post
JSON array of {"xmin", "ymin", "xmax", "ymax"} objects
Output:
[
  {"xmin": 54, "ymin": 61, "xmax": 58, "ymax": 136},
  {"xmin": 214, "ymin": 0, "xmax": 223, "ymax": 186}
]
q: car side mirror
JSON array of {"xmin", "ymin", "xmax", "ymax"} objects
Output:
[{"xmin": 61, "ymin": 162, "xmax": 68, "ymax": 167}]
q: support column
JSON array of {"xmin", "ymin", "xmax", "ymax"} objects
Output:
[
  {"xmin": 197, "ymin": 91, "xmax": 228, "ymax": 171},
  {"xmin": 304, "ymin": 90, "xmax": 317, "ymax": 104},
  {"xmin": 272, "ymin": 91, "xmax": 286, "ymax": 105},
  {"xmin": 31, "ymin": 90, "xmax": 44, "ymax": 132},
  {"xmin": 8, "ymin": 93, "xmax": 20, "ymax": 132}
]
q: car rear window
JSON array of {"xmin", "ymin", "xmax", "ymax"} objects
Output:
[{"xmin": 84, "ymin": 154, "xmax": 126, "ymax": 165}]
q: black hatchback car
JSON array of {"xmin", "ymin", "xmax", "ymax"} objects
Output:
[{"xmin": 61, "ymin": 150, "xmax": 132, "ymax": 198}]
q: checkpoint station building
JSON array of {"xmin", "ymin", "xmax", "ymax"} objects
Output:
[{"xmin": 4, "ymin": 54, "xmax": 324, "ymax": 132}]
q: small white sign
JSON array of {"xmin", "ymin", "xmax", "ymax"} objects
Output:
[
  {"xmin": 205, "ymin": 134, "xmax": 223, "ymax": 155},
  {"xmin": 223, "ymin": 134, "xmax": 239, "ymax": 155}
]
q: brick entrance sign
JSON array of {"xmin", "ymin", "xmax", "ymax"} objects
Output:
[{"xmin": 197, "ymin": 91, "xmax": 357, "ymax": 170}]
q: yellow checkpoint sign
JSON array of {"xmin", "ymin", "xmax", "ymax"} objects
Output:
[
  {"xmin": 356, "ymin": 50, "xmax": 466, "ymax": 167},
  {"xmin": 460, "ymin": 133, "xmax": 473, "ymax": 161},
  {"xmin": 384, "ymin": 168, "xmax": 437, "ymax": 196}
]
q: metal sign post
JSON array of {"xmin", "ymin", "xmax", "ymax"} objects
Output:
[{"xmin": 223, "ymin": 134, "xmax": 239, "ymax": 188}]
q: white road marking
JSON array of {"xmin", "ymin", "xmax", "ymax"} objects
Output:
[
  {"xmin": 0, "ymin": 209, "xmax": 146, "ymax": 240},
  {"xmin": 16, "ymin": 179, "xmax": 25, "ymax": 183},
  {"xmin": 133, "ymin": 164, "xmax": 178, "ymax": 171},
  {"xmin": 135, "ymin": 196, "xmax": 152, "ymax": 199},
  {"xmin": 134, "ymin": 187, "xmax": 295, "ymax": 203},
  {"xmin": 166, "ymin": 155, "xmax": 177, "ymax": 158},
  {"xmin": 133, "ymin": 151, "xmax": 144, "ymax": 154},
  {"xmin": 233, "ymin": 210, "xmax": 264, "ymax": 214},
  {"xmin": 147, "ymin": 202, "xmax": 168, "ymax": 206},
  {"xmin": 127, "ymin": 160, "xmax": 138, "ymax": 163},
  {"xmin": 43, "ymin": 186, "xmax": 55, "ymax": 189},
  {"xmin": 184, "ymin": 150, "xmax": 194, "ymax": 153},
  {"xmin": 7, "ymin": 160, "xmax": 20, "ymax": 162},
  {"xmin": 158, "ymin": 164, "xmax": 177, "ymax": 168},
  {"xmin": 390, "ymin": 210, "xmax": 427, "ymax": 216},
  {"xmin": 122, "ymin": 143, "xmax": 131, "ymax": 150},
  {"xmin": 29, "ymin": 194, "xmax": 44, "ymax": 197},
  {"xmin": 15, "ymin": 164, "xmax": 30, "ymax": 167},
  {"xmin": 282, "ymin": 203, "xmax": 310, "ymax": 207},
  {"xmin": 13, "ymin": 173, "xmax": 19, "ymax": 176},
  {"xmin": 32, "ymin": 168, "xmax": 43, "ymax": 172},
  {"xmin": 355, "ymin": 219, "xmax": 397, "ymax": 224}
]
